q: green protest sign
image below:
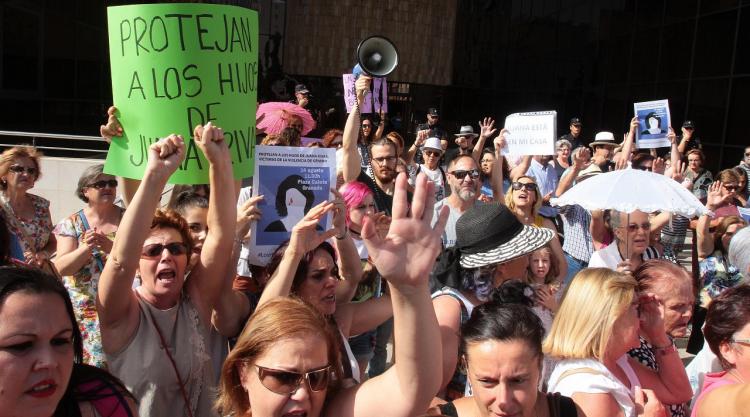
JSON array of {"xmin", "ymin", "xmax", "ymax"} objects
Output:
[{"xmin": 105, "ymin": 3, "xmax": 258, "ymax": 184}]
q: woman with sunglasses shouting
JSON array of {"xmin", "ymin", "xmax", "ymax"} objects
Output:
[
  {"xmin": 97, "ymin": 123, "xmax": 236, "ymax": 417},
  {"xmin": 50, "ymin": 164, "xmax": 123, "ymax": 368},
  {"xmin": 504, "ymin": 176, "xmax": 567, "ymax": 283},
  {"xmin": 219, "ymin": 172, "xmax": 448, "ymax": 417},
  {"xmin": 0, "ymin": 145, "xmax": 56, "ymax": 267}
]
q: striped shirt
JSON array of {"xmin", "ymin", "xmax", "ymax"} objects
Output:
[{"xmin": 559, "ymin": 204, "xmax": 594, "ymax": 263}]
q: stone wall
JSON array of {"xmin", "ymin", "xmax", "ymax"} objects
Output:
[{"xmin": 283, "ymin": 0, "xmax": 457, "ymax": 86}]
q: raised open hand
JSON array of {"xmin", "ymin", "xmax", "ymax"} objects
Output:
[
  {"xmin": 146, "ymin": 134, "xmax": 185, "ymax": 179},
  {"xmin": 361, "ymin": 173, "xmax": 449, "ymax": 290},
  {"xmin": 572, "ymin": 146, "xmax": 591, "ymax": 169},
  {"xmin": 706, "ymin": 181, "xmax": 729, "ymax": 210},
  {"xmin": 99, "ymin": 106, "xmax": 123, "ymax": 143},
  {"xmin": 236, "ymin": 195, "xmax": 264, "ymax": 240},
  {"xmin": 478, "ymin": 117, "xmax": 497, "ymax": 138},
  {"xmin": 288, "ymin": 201, "xmax": 338, "ymax": 256},
  {"xmin": 194, "ymin": 122, "xmax": 229, "ymax": 164},
  {"xmin": 671, "ymin": 160, "xmax": 685, "ymax": 183}
]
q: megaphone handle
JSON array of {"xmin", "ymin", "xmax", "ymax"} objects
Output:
[
  {"xmin": 369, "ymin": 81, "xmax": 375, "ymax": 114},
  {"xmin": 377, "ymin": 80, "xmax": 384, "ymax": 113}
]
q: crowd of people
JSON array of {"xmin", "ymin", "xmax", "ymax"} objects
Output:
[{"xmin": 1, "ymin": 74, "xmax": 749, "ymax": 417}]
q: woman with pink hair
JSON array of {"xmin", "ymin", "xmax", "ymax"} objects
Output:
[{"xmin": 340, "ymin": 180, "xmax": 392, "ymax": 380}]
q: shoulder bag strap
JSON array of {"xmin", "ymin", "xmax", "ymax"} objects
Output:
[
  {"xmin": 136, "ymin": 294, "xmax": 194, "ymax": 417},
  {"xmin": 77, "ymin": 210, "xmax": 105, "ymax": 272},
  {"xmin": 556, "ymin": 367, "xmax": 604, "ymax": 383}
]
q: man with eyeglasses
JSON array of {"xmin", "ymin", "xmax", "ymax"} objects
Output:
[
  {"xmin": 409, "ymin": 137, "xmax": 447, "ymax": 202},
  {"xmin": 342, "ymin": 76, "xmax": 399, "ymax": 215},
  {"xmin": 431, "ymin": 137, "xmax": 506, "ymax": 248},
  {"xmin": 431, "ymin": 155, "xmax": 481, "ymax": 248},
  {"xmin": 588, "ymin": 209, "xmax": 659, "ymax": 273}
]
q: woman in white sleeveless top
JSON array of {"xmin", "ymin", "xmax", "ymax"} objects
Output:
[{"xmin": 543, "ymin": 268, "xmax": 693, "ymax": 417}]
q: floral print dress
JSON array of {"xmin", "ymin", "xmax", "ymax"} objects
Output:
[
  {"xmin": 53, "ymin": 208, "xmax": 122, "ymax": 368},
  {"xmin": 698, "ymin": 249, "xmax": 743, "ymax": 309},
  {"xmin": 0, "ymin": 193, "xmax": 53, "ymax": 255}
]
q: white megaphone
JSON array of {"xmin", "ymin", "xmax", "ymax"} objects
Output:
[{"xmin": 352, "ymin": 35, "xmax": 399, "ymax": 79}]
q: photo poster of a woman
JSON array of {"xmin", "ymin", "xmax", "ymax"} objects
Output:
[
  {"xmin": 634, "ymin": 99, "xmax": 671, "ymax": 148},
  {"xmin": 249, "ymin": 145, "xmax": 336, "ymax": 265}
]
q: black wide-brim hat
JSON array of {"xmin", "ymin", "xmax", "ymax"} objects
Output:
[{"xmin": 457, "ymin": 202, "xmax": 554, "ymax": 269}]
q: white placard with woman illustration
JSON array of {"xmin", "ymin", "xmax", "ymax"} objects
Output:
[
  {"xmin": 634, "ymin": 99, "xmax": 671, "ymax": 148},
  {"xmin": 249, "ymin": 145, "xmax": 337, "ymax": 265}
]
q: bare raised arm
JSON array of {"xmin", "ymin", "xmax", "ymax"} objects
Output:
[
  {"xmin": 185, "ymin": 123, "xmax": 237, "ymax": 318},
  {"xmin": 212, "ymin": 195, "xmax": 264, "ymax": 338},
  {"xmin": 97, "ymin": 135, "xmax": 185, "ymax": 350},
  {"xmin": 471, "ymin": 117, "xmax": 497, "ymax": 162},
  {"xmin": 325, "ymin": 172, "xmax": 448, "ymax": 417},
  {"xmin": 342, "ymin": 77, "xmax": 371, "ymax": 183}
]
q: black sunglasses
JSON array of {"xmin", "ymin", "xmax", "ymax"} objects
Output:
[
  {"xmin": 423, "ymin": 150, "xmax": 441, "ymax": 157},
  {"xmin": 141, "ymin": 242, "xmax": 189, "ymax": 258},
  {"xmin": 511, "ymin": 181, "xmax": 538, "ymax": 192},
  {"xmin": 9, "ymin": 165, "xmax": 37, "ymax": 176},
  {"xmin": 87, "ymin": 179, "xmax": 118, "ymax": 189},
  {"xmin": 254, "ymin": 364, "xmax": 331, "ymax": 395},
  {"xmin": 450, "ymin": 169, "xmax": 480, "ymax": 180}
]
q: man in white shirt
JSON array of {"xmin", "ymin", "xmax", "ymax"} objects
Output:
[{"xmin": 410, "ymin": 136, "xmax": 446, "ymax": 202}]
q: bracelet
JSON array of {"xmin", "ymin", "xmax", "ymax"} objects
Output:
[
  {"xmin": 335, "ymin": 228, "xmax": 349, "ymax": 240},
  {"xmin": 653, "ymin": 337, "xmax": 676, "ymax": 355}
]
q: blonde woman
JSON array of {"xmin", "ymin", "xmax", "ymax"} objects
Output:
[
  {"xmin": 504, "ymin": 175, "xmax": 567, "ymax": 282},
  {"xmin": 544, "ymin": 268, "xmax": 692, "ymax": 417}
]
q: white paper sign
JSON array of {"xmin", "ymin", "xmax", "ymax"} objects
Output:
[
  {"xmin": 343, "ymin": 74, "xmax": 388, "ymax": 113},
  {"xmin": 502, "ymin": 111, "xmax": 557, "ymax": 156},
  {"xmin": 634, "ymin": 99, "xmax": 671, "ymax": 149},
  {"xmin": 248, "ymin": 145, "xmax": 337, "ymax": 266}
]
